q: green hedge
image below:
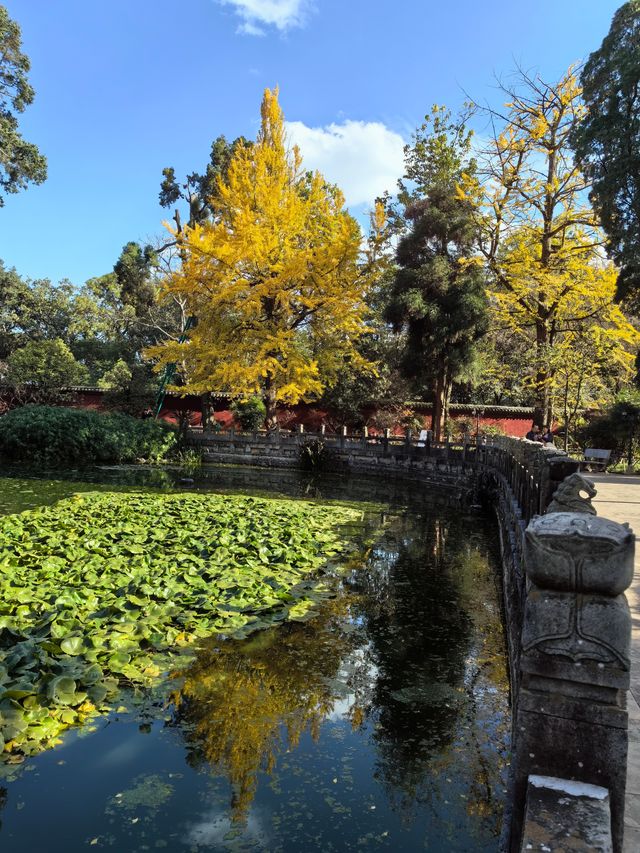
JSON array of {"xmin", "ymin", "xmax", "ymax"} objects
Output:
[{"xmin": 0, "ymin": 406, "xmax": 177, "ymax": 464}]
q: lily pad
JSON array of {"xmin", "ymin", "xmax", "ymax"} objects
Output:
[{"xmin": 0, "ymin": 489, "xmax": 362, "ymax": 759}]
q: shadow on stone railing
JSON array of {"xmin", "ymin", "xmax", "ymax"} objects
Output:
[{"xmin": 509, "ymin": 476, "xmax": 633, "ymax": 852}]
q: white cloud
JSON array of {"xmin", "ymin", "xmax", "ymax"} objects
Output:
[
  {"xmin": 285, "ymin": 119, "xmax": 405, "ymax": 208},
  {"xmin": 217, "ymin": 0, "xmax": 312, "ymax": 35},
  {"xmin": 238, "ymin": 20, "xmax": 266, "ymax": 36}
]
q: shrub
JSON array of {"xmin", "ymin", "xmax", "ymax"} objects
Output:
[
  {"xmin": 0, "ymin": 405, "xmax": 176, "ymax": 465},
  {"xmin": 480, "ymin": 424, "xmax": 505, "ymax": 438},
  {"xmin": 231, "ymin": 396, "xmax": 266, "ymax": 431},
  {"xmin": 402, "ymin": 413, "xmax": 425, "ymax": 434}
]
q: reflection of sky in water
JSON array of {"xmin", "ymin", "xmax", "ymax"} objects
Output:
[
  {"xmin": 187, "ymin": 808, "xmax": 271, "ymax": 849},
  {"xmin": 0, "ymin": 468, "xmax": 510, "ymax": 852}
]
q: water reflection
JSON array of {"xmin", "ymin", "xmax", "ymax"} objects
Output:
[
  {"xmin": 171, "ymin": 599, "xmax": 364, "ymax": 824},
  {"xmin": 0, "ymin": 787, "xmax": 6, "ymax": 833},
  {"xmin": 169, "ymin": 511, "xmax": 509, "ymax": 844},
  {"xmin": 0, "ymin": 462, "xmax": 471, "ymax": 509},
  {"xmin": 0, "ymin": 465, "xmax": 509, "ymax": 851}
]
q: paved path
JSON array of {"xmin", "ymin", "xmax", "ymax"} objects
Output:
[{"xmin": 590, "ymin": 474, "xmax": 640, "ymax": 853}]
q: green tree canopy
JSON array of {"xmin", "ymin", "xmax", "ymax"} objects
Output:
[
  {"xmin": 0, "ymin": 263, "xmax": 77, "ymax": 359},
  {"xmin": 384, "ymin": 108, "xmax": 488, "ymax": 440},
  {"xmin": 0, "ymin": 5, "xmax": 47, "ymax": 205},
  {"xmin": 159, "ymin": 134, "xmax": 252, "ymax": 234},
  {"xmin": 572, "ymin": 1, "xmax": 640, "ymax": 303},
  {"xmin": 6, "ymin": 339, "xmax": 89, "ymax": 388}
]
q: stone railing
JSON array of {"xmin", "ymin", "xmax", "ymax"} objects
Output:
[
  {"xmin": 476, "ymin": 445, "xmax": 632, "ymax": 851},
  {"xmin": 188, "ymin": 428, "xmax": 577, "ymax": 513},
  {"xmin": 188, "ymin": 426, "xmax": 480, "ymax": 494},
  {"xmin": 510, "ymin": 483, "xmax": 633, "ymax": 852}
]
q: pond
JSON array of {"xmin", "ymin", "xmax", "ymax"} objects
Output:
[{"xmin": 0, "ymin": 465, "xmax": 510, "ymax": 852}]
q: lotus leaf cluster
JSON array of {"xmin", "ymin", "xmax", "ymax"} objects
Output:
[{"xmin": 0, "ymin": 491, "xmax": 360, "ymax": 761}]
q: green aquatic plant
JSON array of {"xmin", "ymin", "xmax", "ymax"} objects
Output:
[
  {"xmin": 173, "ymin": 447, "xmax": 203, "ymax": 476},
  {"xmin": 0, "ymin": 490, "xmax": 361, "ymax": 763},
  {"xmin": 298, "ymin": 438, "xmax": 335, "ymax": 472}
]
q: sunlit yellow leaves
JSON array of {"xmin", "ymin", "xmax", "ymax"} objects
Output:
[
  {"xmin": 493, "ymin": 227, "xmax": 640, "ymax": 410},
  {"xmin": 473, "ymin": 66, "xmax": 639, "ymax": 422},
  {"xmin": 148, "ymin": 88, "xmax": 378, "ymax": 419}
]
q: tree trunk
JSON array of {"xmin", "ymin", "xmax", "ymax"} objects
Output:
[
  {"xmin": 431, "ymin": 372, "xmax": 447, "ymax": 442},
  {"xmin": 443, "ymin": 376, "xmax": 452, "ymax": 439},
  {"xmin": 264, "ymin": 375, "xmax": 278, "ymax": 432},
  {"xmin": 533, "ymin": 319, "xmax": 549, "ymax": 429},
  {"xmin": 563, "ymin": 377, "xmax": 570, "ymax": 452},
  {"xmin": 201, "ymin": 392, "xmax": 212, "ymax": 432}
]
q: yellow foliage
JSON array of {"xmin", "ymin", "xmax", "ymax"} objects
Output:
[
  {"xmin": 147, "ymin": 88, "xmax": 378, "ymax": 423},
  {"xmin": 494, "ymin": 228, "xmax": 640, "ymax": 403},
  {"xmin": 465, "ymin": 66, "xmax": 639, "ymax": 423}
]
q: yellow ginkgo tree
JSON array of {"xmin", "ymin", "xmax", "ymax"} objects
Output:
[
  {"xmin": 495, "ymin": 228, "xmax": 640, "ymax": 441},
  {"xmin": 148, "ymin": 88, "xmax": 382, "ymax": 429},
  {"xmin": 463, "ymin": 68, "xmax": 640, "ymax": 428}
]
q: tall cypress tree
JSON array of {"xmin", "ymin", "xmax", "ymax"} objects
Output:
[{"xmin": 384, "ymin": 109, "xmax": 487, "ymax": 440}]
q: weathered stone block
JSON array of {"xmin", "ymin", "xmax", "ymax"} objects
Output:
[
  {"xmin": 525, "ymin": 514, "xmax": 634, "ymax": 596},
  {"xmin": 520, "ymin": 775, "xmax": 612, "ymax": 852},
  {"xmin": 522, "ymin": 588, "xmax": 631, "ymax": 672},
  {"xmin": 512, "ymin": 507, "xmax": 634, "ymax": 852}
]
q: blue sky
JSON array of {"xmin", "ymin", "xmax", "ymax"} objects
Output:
[{"xmin": 0, "ymin": 0, "xmax": 624, "ymax": 285}]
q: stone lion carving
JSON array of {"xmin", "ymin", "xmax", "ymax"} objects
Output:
[{"xmin": 547, "ymin": 472, "xmax": 597, "ymax": 515}]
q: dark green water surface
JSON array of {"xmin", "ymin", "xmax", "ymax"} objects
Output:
[{"xmin": 0, "ymin": 465, "xmax": 510, "ymax": 852}]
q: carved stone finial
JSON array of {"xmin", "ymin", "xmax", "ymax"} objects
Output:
[
  {"xmin": 523, "ymin": 513, "xmax": 634, "ymax": 669},
  {"xmin": 547, "ymin": 472, "xmax": 597, "ymax": 515}
]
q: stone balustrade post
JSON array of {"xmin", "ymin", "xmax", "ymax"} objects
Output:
[
  {"xmin": 404, "ymin": 428, "xmax": 413, "ymax": 461},
  {"xmin": 340, "ymin": 425, "xmax": 347, "ymax": 449},
  {"xmin": 511, "ymin": 498, "xmax": 633, "ymax": 851},
  {"xmin": 268, "ymin": 427, "xmax": 279, "ymax": 444},
  {"xmin": 320, "ymin": 424, "xmax": 326, "ymax": 436},
  {"xmin": 540, "ymin": 450, "xmax": 580, "ymax": 511}
]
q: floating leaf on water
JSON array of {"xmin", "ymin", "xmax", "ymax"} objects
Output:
[{"xmin": 60, "ymin": 636, "xmax": 85, "ymax": 656}]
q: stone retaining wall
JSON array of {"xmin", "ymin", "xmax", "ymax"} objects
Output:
[{"xmin": 189, "ymin": 429, "xmax": 477, "ymax": 494}]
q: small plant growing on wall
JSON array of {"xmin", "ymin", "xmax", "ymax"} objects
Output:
[{"xmin": 298, "ymin": 438, "xmax": 334, "ymax": 472}]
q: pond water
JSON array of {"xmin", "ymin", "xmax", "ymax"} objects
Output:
[{"xmin": 0, "ymin": 465, "xmax": 510, "ymax": 852}]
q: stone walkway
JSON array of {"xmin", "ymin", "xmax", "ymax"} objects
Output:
[{"xmin": 590, "ymin": 474, "xmax": 640, "ymax": 852}]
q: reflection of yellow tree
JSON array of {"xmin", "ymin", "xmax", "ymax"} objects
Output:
[
  {"xmin": 170, "ymin": 598, "xmax": 366, "ymax": 823},
  {"xmin": 451, "ymin": 546, "xmax": 510, "ymax": 829}
]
